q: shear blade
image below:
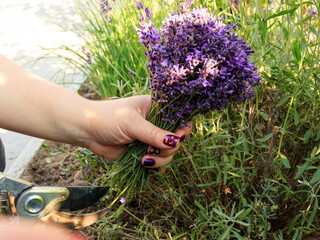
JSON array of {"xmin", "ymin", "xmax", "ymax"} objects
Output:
[{"xmin": 59, "ymin": 186, "xmax": 109, "ymax": 211}]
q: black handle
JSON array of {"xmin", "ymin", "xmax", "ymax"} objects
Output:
[{"xmin": 0, "ymin": 138, "xmax": 5, "ymax": 172}]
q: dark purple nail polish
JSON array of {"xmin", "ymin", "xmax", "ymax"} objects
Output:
[
  {"xmin": 143, "ymin": 158, "xmax": 155, "ymax": 166},
  {"xmin": 180, "ymin": 135, "xmax": 186, "ymax": 142},
  {"xmin": 163, "ymin": 135, "xmax": 180, "ymax": 148},
  {"xmin": 147, "ymin": 146, "xmax": 161, "ymax": 155}
]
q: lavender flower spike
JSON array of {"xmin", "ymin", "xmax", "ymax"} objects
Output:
[
  {"xmin": 137, "ymin": 1, "xmax": 261, "ymax": 123},
  {"xmin": 100, "ymin": 0, "xmax": 112, "ymax": 22}
]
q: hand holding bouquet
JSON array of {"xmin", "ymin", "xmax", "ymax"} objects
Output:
[{"xmin": 109, "ymin": 0, "xmax": 261, "ymax": 198}]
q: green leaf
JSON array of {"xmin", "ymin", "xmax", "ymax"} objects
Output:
[
  {"xmin": 231, "ymin": 230, "xmax": 246, "ymax": 240},
  {"xmin": 278, "ymin": 171, "xmax": 288, "ymax": 183},
  {"xmin": 295, "ymin": 162, "xmax": 309, "ymax": 179},
  {"xmin": 302, "ymin": 129, "xmax": 312, "ymax": 144},
  {"xmin": 112, "ymin": 204, "xmax": 125, "ymax": 218},
  {"xmin": 280, "ymin": 154, "xmax": 291, "ymax": 168},
  {"xmin": 294, "ymin": 109, "xmax": 299, "ymax": 126},
  {"xmin": 307, "ymin": 198, "xmax": 318, "ymax": 228},
  {"xmin": 311, "ymin": 146, "xmax": 318, "ymax": 158},
  {"xmin": 276, "ymin": 95, "xmax": 290, "ymax": 107},
  {"xmin": 242, "ymin": 132, "xmax": 249, "ymax": 154},
  {"xmin": 236, "ymin": 208, "xmax": 251, "ymax": 221},
  {"xmin": 292, "ymin": 40, "xmax": 301, "ymax": 62},
  {"xmin": 219, "ymin": 225, "xmax": 232, "ymax": 240},
  {"xmin": 243, "ymin": 139, "xmax": 249, "ymax": 154},
  {"xmin": 260, "ymin": 111, "xmax": 269, "ymax": 121},
  {"xmin": 310, "ymin": 27, "xmax": 319, "ymax": 38},
  {"xmin": 282, "ymin": 70, "xmax": 294, "ymax": 78},
  {"xmin": 301, "ymin": 15, "xmax": 313, "ymax": 24},
  {"xmin": 213, "ymin": 134, "xmax": 235, "ymax": 139},
  {"xmin": 317, "ymin": 147, "xmax": 320, "ymax": 157},
  {"xmin": 310, "ymin": 166, "xmax": 320, "ymax": 184},
  {"xmin": 195, "ymin": 200, "xmax": 206, "ymax": 211},
  {"xmin": 256, "ymin": 133, "xmax": 273, "ymax": 142},
  {"xmin": 266, "ymin": 8, "xmax": 298, "ymax": 21},
  {"xmin": 316, "ymin": 130, "xmax": 320, "ymax": 141},
  {"xmin": 228, "ymin": 171, "xmax": 241, "ymax": 177},
  {"xmin": 285, "ymin": 1, "xmax": 314, "ymax": 7},
  {"xmin": 196, "ymin": 182, "xmax": 215, "ymax": 187},
  {"xmin": 283, "ymin": 70, "xmax": 295, "ymax": 78},
  {"xmin": 172, "ymin": 233, "xmax": 187, "ymax": 240}
]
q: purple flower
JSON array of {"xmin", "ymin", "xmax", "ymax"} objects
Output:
[
  {"xmin": 135, "ymin": 0, "xmax": 144, "ymax": 10},
  {"xmin": 82, "ymin": 47, "xmax": 92, "ymax": 65},
  {"xmin": 135, "ymin": 1, "xmax": 152, "ymax": 21},
  {"xmin": 137, "ymin": 1, "xmax": 261, "ymax": 123},
  {"xmin": 100, "ymin": 0, "xmax": 112, "ymax": 22},
  {"xmin": 232, "ymin": 0, "xmax": 239, "ymax": 8},
  {"xmin": 308, "ymin": 7, "xmax": 318, "ymax": 18},
  {"xmin": 120, "ymin": 197, "xmax": 126, "ymax": 204},
  {"xmin": 179, "ymin": 0, "xmax": 193, "ymax": 13},
  {"xmin": 145, "ymin": 7, "xmax": 152, "ymax": 20}
]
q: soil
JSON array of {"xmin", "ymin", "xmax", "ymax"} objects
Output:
[{"xmin": 21, "ymin": 141, "xmax": 91, "ymax": 187}]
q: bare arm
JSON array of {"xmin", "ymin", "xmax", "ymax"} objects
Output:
[{"xmin": 0, "ymin": 54, "xmax": 90, "ymax": 145}]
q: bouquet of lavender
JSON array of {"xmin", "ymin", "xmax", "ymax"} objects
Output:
[{"xmin": 109, "ymin": 1, "xmax": 261, "ymax": 197}]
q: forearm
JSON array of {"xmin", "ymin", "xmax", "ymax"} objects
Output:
[{"xmin": 0, "ymin": 55, "xmax": 91, "ymax": 146}]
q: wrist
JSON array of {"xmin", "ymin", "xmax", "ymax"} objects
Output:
[
  {"xmin": 69, "ymin": 98, "xmax": 102, "ymax": 149},
  {"xmin": 52, "ymin": 95, "xmax": 94, "ymax": 148}
]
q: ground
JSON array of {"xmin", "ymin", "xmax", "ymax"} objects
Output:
[{"xmin": 21, "ymin": 141, "xmax": 85, "ymax": 186}]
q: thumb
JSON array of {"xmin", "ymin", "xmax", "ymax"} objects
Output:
[{"xmin": 128, "ymin": 117, "xmax": 181, "ymax": 149}]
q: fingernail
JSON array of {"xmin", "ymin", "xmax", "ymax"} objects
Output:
[
  {"xmin": 180, "ymin": 135, "xmax": 186, "ymax": 142},
  {"xmin": 147, "ymin": 146, "xmax": 161, "ymax": 155},
  {"xmin": 163, "ymin": 134, "xmax": 180, "ymax": 148},
  {"xmin": 143, "ymin": 158, "xmax": 155, "ymax": 166}
]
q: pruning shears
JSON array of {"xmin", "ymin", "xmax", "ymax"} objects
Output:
[{"xmin": 0, "ymin": 172, "xmax": 110, "ymax": 229}]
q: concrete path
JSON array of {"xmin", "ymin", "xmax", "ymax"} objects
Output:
[{"xmin": 0, "ymin": 0, "xmax": 86, "ymax": 176}]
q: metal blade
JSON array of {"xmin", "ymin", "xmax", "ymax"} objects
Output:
[{"xmin": 59, "ymin": 186, "xmax": 109, "ymax": 211}]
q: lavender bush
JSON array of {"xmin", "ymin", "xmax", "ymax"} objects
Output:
[{"xmin": 109, "ymin": 1, "xmax": 261, "ymax": 197}]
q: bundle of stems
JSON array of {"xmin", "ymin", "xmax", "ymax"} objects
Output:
[{"xmin": 108, "ymin": 101, "xmax": 184, "ymax": 198}]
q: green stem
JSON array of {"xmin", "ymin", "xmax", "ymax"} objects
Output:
[{"xmin": 277, "ymin": 84, "xmax": 298, "ymax": 155}]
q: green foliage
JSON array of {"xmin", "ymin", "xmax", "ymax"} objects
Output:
[
  {"xmin": 57, "ymin": 0, "xmax": 179, "ymax": 99},
  {"xmin": 57, "ymin": 0, "xmax": 320, "ymax": 239}
]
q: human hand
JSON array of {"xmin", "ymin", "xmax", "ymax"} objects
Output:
[
  {"xmin": 81, "ymin": 95, "xmax": 192, "ymax": 169},
  {"xmin": 0, "ymin": 218, "xmax": 86, "ymax": 240},
  {"xmin": 0, "ymin": 56, "xmax": 191, "ymax": 169}
]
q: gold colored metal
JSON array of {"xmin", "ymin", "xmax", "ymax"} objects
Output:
[
  {"xmin": 0, "ymin": 191, "xmax": 11, "ymax": 216},
  {"xmin": 40, "ymin": 207, "xmax": 110, "ymax": 229}
]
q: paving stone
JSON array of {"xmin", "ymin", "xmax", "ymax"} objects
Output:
[{"xmin": 0, "ymin": 0, "xmax": 86, "ymax": 176}]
